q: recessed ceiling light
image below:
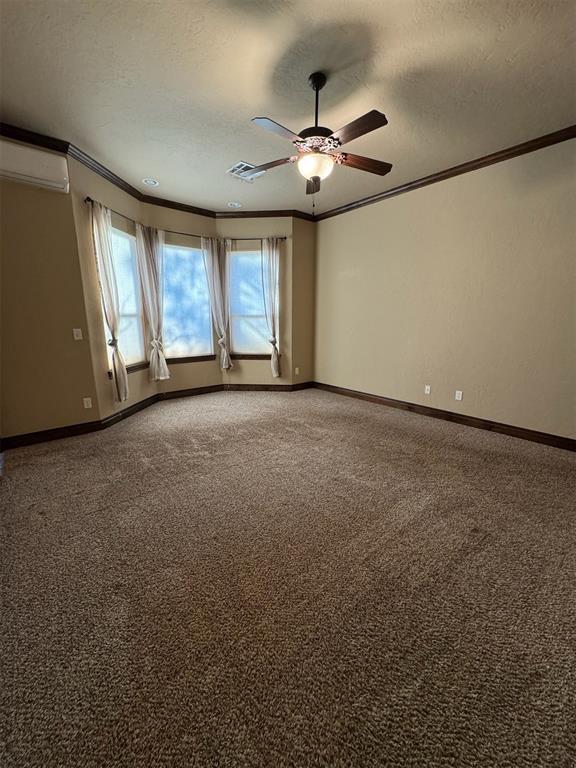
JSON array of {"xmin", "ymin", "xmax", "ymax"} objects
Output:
[
  {"xmin": 142, "ymin": 177, "xmax": 159, "ymax": 187},
  {"xmin": 227, "ymin": 201, "xmax": 242, "ymax": 208}
]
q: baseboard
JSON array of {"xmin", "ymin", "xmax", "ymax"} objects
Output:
[
  {"xmin": 3, "ymin": 381, "xmax": 571, "ymax": 452},
  {"xmin": 2, "ymin": 383, "xmax": 314, "ymax": 449},
  {"xmin": 312, "ymin": 382, "xmax": 575, "ymax": 452}
]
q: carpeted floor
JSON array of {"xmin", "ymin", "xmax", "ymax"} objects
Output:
[{"xmin": 1, "ymin": 390, "xmax": 575, "ymax": 768}]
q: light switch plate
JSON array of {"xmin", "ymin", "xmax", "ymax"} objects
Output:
[{"xmin": 73, "ymin": 328, "xmax": 83, "ymax": 340}]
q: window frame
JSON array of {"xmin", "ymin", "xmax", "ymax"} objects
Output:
[
  {"xmin": 105, "ymin": 225, "xmax": 147, "ymax": 367},
  {"xmin": 228, "ymin": 245, "xmax": 277, "ymax": 358},
  {"xmin": 161, "ymin": 237, "xmax": 215, "ymax": 361}
]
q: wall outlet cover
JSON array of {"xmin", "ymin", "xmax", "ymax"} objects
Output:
[
  {"xmin": 73, "ymin": 328, "xmax": 83, "ymax": 340},
  {"xmin": 455, "ymin": 390, "xmax": 463, "ymax": 401},
  {"xmin": 83, "ymin": 397, "xmax": 93, "ymax": 409},
  {"xmin": 424, "ymin": 384, "xmax": 431, "ymax": 395}
]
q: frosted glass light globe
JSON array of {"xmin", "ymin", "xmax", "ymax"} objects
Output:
[{"xmin": 297, "ymin": 152, "xmax": 335, "ymax": 180}]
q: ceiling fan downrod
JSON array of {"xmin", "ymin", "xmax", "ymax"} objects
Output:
[{"xmin": 308, "ymin": 71, "xmax": 327, "ymax": 128}]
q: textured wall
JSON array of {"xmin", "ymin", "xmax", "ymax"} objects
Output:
[
  {"xmin": 1, "ymin": 157, "xmax": 315, "ymax": 436},
  {"xmin": 315, "ymin": 140, "xmax": 576, "ymax": 438},
  {"xmin": 0, "ymin": 179, "xmax": 97, "ymax": 436}
]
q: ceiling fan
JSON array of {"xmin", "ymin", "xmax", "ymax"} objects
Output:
[{"xmin": 240, "ymin": 71, "xmax": 392, "ymax": 194}]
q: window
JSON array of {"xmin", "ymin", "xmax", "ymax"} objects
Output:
[
  {"xmin": 107, "ymin": 228, "xmax": 145, "ymax": 365},
  {"xmin": 162, "ymin": 244, "xmax": 213, "ymax": 357},
  {"xmin": 229, "ymin": 248, "xmax": 272, "ymax": 355}
]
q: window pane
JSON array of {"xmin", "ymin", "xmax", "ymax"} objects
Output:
[
  {"xmin": 231, "ymin": 316, "xmax": 270, "ymax": 354},
  {"xmin": 107, "ymin": 230, "xmax": 145, "ymax": 365},
  {"xmin": 230, "ymin": 249, "xmax": 274, "ymax": 354},
  {"xmin": 230, "ymin": 251, "xmax": 266, "ymax": 316},
  {"xmin": 118, "ymin": 315, "xmax": 144, "ymax": 365},
  {"xmin": 162, "ymin": 245, "xmax": 213, "ymax": 357}
]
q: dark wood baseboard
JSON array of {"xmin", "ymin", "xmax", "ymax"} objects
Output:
[
  {"xmin": 2, "ymin": 381, "xmax": 572, "ymax": 452},
  {"xmin": 312, "ymin": 382, "xmax": 575, "ymax": 452},
  {"xmin": 1, "ymin": 383, "xmax": 314, "ymax": 449}
]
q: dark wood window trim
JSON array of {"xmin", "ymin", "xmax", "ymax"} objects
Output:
[
  {"xmin": 107, "ymin": 355, "xmax": 216, "ymax": 378},
  {"xmin": 165, "ymin": 355, "xmax": 216, "ymax": 365},
  {"xmin": 231, "ymin": 354, "xmax": 273, "ymax": 360},
  {"xmin": 107, "ymin": 361, "xmax": 148, "ymax": 379}
]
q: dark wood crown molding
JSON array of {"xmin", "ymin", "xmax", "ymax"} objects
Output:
[
  {"xmin": 0, "ymin": 122, "xmax": 313, "ymax": 221},
  {"xmin": 316, "ymin": 125, "xmax": 576, "ymax": 220},
  {"xmin": 2, "ymin": 121, "xmax": 574, "ymax": 223}
]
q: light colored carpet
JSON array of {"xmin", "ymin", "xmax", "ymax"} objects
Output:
[{"xmin": 1, "ymin": 390, "xmax": 575, "ymax": 767}]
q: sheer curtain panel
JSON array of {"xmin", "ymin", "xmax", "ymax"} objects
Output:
[
  {"xmin": 262, "ymin": 237, "xmax": 281, "ymax": 377},
  {"xmin": 90, "ymin": 201, "xmax": 129, "ymax": 401},
  {"xmin": 135, "ymin": 223, "xmax": 170, "ymax": 381},
  {"xmin": 201, "ymin": 237, "xmax": 233, "ymax": 370}
]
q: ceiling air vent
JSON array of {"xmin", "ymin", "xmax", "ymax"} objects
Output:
[{"xmin": 226, "ymin": 161, "xmax": 265, "ymax": 183}]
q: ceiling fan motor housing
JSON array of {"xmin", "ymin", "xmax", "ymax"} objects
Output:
[{"xmin": 298, "ymin": 125, "xmax": 333, "ymax": 139}]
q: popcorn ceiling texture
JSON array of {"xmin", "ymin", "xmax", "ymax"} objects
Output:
[
  {"xmin": 1, "ymin": 390, "xmax": 575, "ymax": 767},
  {"xmin": 1, "ymin": 0, "xmax": 575, "ymax": 213}
]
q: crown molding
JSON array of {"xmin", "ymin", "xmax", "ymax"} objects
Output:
[
  {"xmin": 0, "ymin": 122, "xmax": 314, "ymax": 221},
  {"xmin": 1, "ymin": 121, "xmax": 574, "ymax": 223},
  {"xmin": 315, "ymin": 125, "xmax": 576, "ymax": 220}
]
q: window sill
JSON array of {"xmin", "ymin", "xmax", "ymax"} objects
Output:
[
  {"xmin": 165, "ymin": 355, "xmax": 216, "ymax": 365},
  {"xmin": 231, "ymin": 354, "xmax": 272, "ymax": 360},
  {"xmin": 107, "ymin": 355, "xmax": 217, "ymax": 379},
  {"xmin": 107, "ymin": 361, "xmax": 149, "ymax": 379}
]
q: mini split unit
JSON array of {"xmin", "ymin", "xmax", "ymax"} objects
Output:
[{"xmin": 0, "ymin": 138, "xmax": 69, "ymax": 193}]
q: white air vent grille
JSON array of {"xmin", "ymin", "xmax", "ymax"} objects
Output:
[{"xmin": 226, "ymin": 161, "xmax": 265, "ymax": 183}]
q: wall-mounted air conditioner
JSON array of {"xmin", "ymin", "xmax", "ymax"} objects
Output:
[{"xmin": 0, "ymin": 138, "xmax": 69, "ymax": 193}]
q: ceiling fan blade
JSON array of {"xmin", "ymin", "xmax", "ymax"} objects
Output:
[
  {"xmin": 306, "ymin": 176, "xmax": 321, "ymax": 195},
  {"xmin": 239, "ymin": 157, "xmax": 296, "ymax": 178},
  {"xmin": 252, "ymin": 117, "xmax": 301, "ymax": 142},
  {"xmin": 337, "ymin": 153, "xmax": 393, "ymax": 176},
  {"xmin": 330, "ymin": 110, "xmax": 388, "ymax": 146}
]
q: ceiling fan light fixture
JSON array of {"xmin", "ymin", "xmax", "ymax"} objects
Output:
[{"xmin": 297, "ymin": 152, "xmax": 334, "ymax": 181}]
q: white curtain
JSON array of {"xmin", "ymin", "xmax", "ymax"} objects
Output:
[
  {"xmin": 262, "ymin": 237, "xmax": 281, "ymax": 377},
  {"xmin": 90, "ymin": 201, "xmax": 129, "ymax": 402},
  {"xmin": 202, "ymin": 237, "xmax": 233, "ymax": 370},
  {"xmin": 135, "ymin": 223, "xmax": 170, "ymax": 381}
]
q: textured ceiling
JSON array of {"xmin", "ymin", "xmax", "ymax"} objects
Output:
[{"xmin": 1, "ymin": 0, "xmax": 575, "ymax": 214}]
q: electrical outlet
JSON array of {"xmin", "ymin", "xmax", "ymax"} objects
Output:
[
  {"xmin": 424, "ymin": 384, "xmax": 431, "ymax": 395},
  {"xmin": 72, "ymin": 328, "xmax": 83, "ymax": 341},
  {"xmin": 455, "ymin": 390, "xmax": 463, "ymax": 401},
  {"xmin": 83, "ymin": 397, "xmax": 93, "ymax": 409},
  {"xmin": 295, "ymin": 367, "xmax": 300, "ymax": 375}
]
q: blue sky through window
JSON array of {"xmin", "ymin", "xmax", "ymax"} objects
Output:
[{"xmin": 162, "ymin": 245, "xmax": 212, "ymax": 357}]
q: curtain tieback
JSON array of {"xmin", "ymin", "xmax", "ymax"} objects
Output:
[
  {"xmin": 269, "ymin": 337, "xmax": 278, "ymax": 347},
  {"xmin": 151, "ymin": 339, "xmax": 163, "ymax": 352},
  {"xmin": 217, "ymin": 337, "xmax": 227, "ymax": 349},
  {"xmin": 108, "ymin": 338, "xmax": 119, "ymax": 349}
]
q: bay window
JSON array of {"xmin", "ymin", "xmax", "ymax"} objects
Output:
[
  {"xmin": 107, "ymin": 227, "xmax": 145, "ymax": 365},
  {"xmin": 162, "ymin": 242, "xmax": 213, "ymax": 358},
  {"xmin": 229, "ymin": 246, "xmax": 273, "ymax": 355}
]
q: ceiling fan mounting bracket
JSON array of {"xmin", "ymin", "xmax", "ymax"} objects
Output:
[{"xmin": 308, "ymin": 71, "xmax": 327, "ymax": 92}]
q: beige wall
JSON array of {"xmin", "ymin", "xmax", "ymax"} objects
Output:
[
  {"xmin": 69, "ymin": 158, "xmax": 222, "ymax": 421},
  {"xmin": 3, "ymin": 137, "xmax": 573, "ymax": 440},
  {"xmin": 292, "ymin": 218, "xmax": 316, "ymax": 384},
  {"xmin": 1, "ymin": 153, "xmax": 315, "ymax": 437},
  {"xmin": 315, "ymin": 140, "xmax": 576, "ymax": 439},
  {"xmin": 0, "ymin": 179, "xmax": 97, "ymax": 436}
]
